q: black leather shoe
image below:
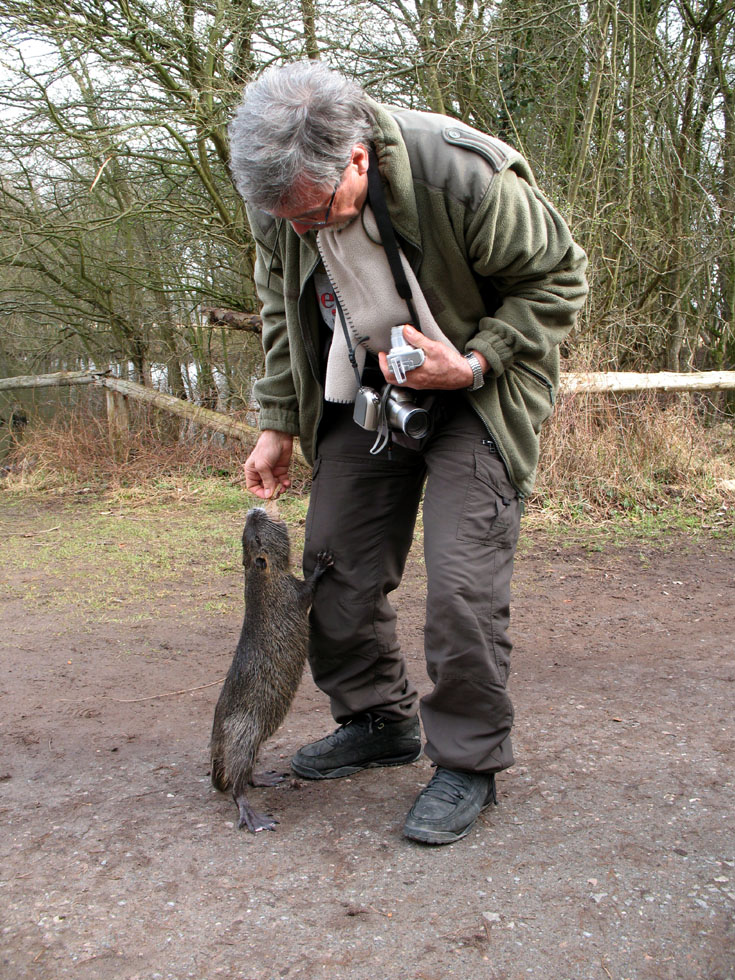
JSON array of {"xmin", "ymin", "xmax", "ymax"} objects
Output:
[
  {"xmin": 403, "ymin": 767, "xmax": 497, "ymax": 844},
  {"xmin": 291, "ymin": 713, "xmax": 422, "ymax": 779}
]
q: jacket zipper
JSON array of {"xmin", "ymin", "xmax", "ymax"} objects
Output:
[
  {"xmin": 298, "ymin": 252, "xmax": 326, "ymax": 462},
  {"xmin": 296, "ymin": 253, "xmax": 323, "ymax": 380},
  {"xmin": 514, "ymin": 362, "xmax": 555, "ymax": 406}
]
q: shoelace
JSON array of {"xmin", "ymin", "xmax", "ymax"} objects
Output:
[
  {"xmin": 419, "ymin": 768, "xmax": 470, "ymax": 804},
  {"xmin": 324, "ymin": 714, "xmax": 376, "ymax": 745}
]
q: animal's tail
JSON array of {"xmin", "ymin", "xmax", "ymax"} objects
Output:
[{"xmin": 210, "ymin": 753, "xmax": 231, "ymax": 792}]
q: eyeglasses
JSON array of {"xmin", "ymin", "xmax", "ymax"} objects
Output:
[{"xmin": 285, "ymin": 179, "xmax": 340, "ymax": 229}]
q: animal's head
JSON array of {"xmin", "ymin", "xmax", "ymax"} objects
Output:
[{"xmin": 242, "ymin": 507, "xmax": 291, "ymax": 574}]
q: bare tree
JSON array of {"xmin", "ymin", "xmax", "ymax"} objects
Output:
[{"xmin": 1, "ymin": 0, "xmax": 734, "ymax": 394}]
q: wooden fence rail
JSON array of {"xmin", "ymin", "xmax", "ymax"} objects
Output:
[
  {"xmin": 99, "ymin": 375, "xmax": 260, "ymax": 443},
  {"xmin": 4, "ymin": 368, "xmax": 735, "ymax": 400},
  {"xmin": 560, "ymin": 370, "xmax": 735, "ymax": 394},
  {"xmin": 0, "ymin": 370, "xmax": 99, "ymax": 391},
  {"xmin": 0, "ymin": 370, "xmax": 311, "ymax": 463},
  {"xmin": 0, "ymin": 370, "xmax": 258, "ymax": 443},
  {"xmin": 1, "ymin": 369, "xmax": 734, "ymax": 456}
]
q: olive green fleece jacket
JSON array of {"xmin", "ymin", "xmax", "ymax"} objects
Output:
[{"xmin": 246, "ymin": 102, "xmax": 588, "ymax": 497}]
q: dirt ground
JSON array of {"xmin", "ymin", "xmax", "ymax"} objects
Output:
[{"xmin": 1, "ymin": 495, "xmax": 734, "ymax": 980}]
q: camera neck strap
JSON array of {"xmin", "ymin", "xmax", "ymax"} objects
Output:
[
  {"xmin": 366, "ymin": 147, "xmax": 421, "ymax": 331},
  {"xmin": 333, "ymin": 293, "xmax": 392, "ymax": 455},
  {"xmin": 334, "ymin": 294, "xmax": 365, "ymax": 390},
  {"xmin": 331, "ymin": 148, "xmax": 418, "ymax": 391}
]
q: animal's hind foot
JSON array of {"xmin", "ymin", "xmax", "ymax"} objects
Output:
[
  {"xmin": 251, "ymin": 769, "xmax": 286, "ymax": 787},
  {"xmin": 236, "ymin": 794, "xmax": 279, "ymax": 833}
]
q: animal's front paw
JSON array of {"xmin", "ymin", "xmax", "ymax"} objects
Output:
[{"xmin": 316, "ymin": 550, "xmax": 334, "ymax": 572}]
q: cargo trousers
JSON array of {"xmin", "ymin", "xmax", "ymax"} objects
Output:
[{"xmin": 302, "ymin": 392, "xmax": 521, "ymax": 774}]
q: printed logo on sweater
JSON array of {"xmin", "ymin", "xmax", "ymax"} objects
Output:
[{"xmin": 314, "ymin": 270, "xmax": 336, "ymax": 332}]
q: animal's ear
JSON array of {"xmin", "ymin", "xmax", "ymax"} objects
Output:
[{"xmin": 255, "ymin": 556, "xmax": 267, "ymax": 570}]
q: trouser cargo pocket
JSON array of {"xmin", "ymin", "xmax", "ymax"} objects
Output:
[{"xmin": 457, "ymin": 444, "xmax": 520, "ymax": 549}]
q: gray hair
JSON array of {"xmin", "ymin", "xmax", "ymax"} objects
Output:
[{"xmin": 228, "ymin": 61, "xmax": 375, "ymax": 212}]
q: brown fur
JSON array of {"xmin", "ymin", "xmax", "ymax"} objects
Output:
[{"xmin": 209, "ymin": 507, "xmax": 332, "ymax": 832}]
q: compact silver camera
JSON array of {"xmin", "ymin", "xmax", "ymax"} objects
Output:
[
  {"xmin": 386, "ymin": 326, "xmax": 425, "ymax": 383},
  {"xmin": 353, "ymin": 386, "xmax": 382, "ymax": 430}
]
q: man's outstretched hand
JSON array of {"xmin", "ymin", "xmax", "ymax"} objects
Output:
[{"xmin": 244, "ymin": 429, "xmax": 294, "ymax": 499}]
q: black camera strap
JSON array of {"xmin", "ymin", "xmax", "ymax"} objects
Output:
[
  {"xmin": 333, "ymin": 288, "xmax": 392, "ymax": 455},
  {"xmin": 367, "ymin": 147, "xmax": 422, "ymax": 331},
  {"xmin": 334, "ymin": 294, "xmax": 365, "ymax": 390}
]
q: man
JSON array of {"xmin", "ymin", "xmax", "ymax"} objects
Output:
[{"xmin": 228, "ymin": 60, "xmax": 587, "ymax": 845}]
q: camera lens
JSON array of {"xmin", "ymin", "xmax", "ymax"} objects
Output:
[
  {"xmin": 401, "ymin": 408, "xmax": 430, "ymax": 439},
  {"xmin": 385, "ymin": 390, "xmax": 431, "ymax": 439}
]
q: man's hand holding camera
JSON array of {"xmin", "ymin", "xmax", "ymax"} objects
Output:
[{"xmin": 378, "ymin": 324, "xmax": 488, "ymax": 390}]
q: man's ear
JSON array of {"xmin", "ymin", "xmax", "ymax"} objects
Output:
[{"xmin": 351, "ymin": 143, "xmax": 370, "ymax": 176}]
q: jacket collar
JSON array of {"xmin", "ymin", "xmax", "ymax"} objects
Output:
[{"xmin": 367, "ymin": 98, "xmax": 421, "ymax": 254}]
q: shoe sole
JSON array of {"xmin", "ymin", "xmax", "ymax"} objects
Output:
[
  {"xmin": 403, "ymin": 796, "xmax": 497, "ymax": 846},
  {"xmin": 291, "ymin": 746, "xmax": 422, "ymax": 780}
]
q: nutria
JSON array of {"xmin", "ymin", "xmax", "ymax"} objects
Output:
[{"xmin": 210, "ymin": 507, "xmax": 333, "ymax": 832}]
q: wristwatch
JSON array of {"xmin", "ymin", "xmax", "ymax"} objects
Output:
[{"xmin": 464, "ymin": 352, "xmax": 486, "ymax": 391}]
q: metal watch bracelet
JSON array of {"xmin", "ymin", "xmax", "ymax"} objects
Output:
[{"xmin": 464, "ymin": 352, "xmax": 485, "ymax": 391}]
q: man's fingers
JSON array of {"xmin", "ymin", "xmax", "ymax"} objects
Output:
[
  {"xmin": 243, "ymin": 430, "xmax": 295, "ymax": 498},
  {"xmin": 401, "ymin": 324, "xmax": 426, "ymax": 348}
]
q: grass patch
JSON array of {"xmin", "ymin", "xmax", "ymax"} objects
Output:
[
  {"xmin": 3, "ymin": 475, "xmax": 732, "ymax": 641},
  {"xmin": 2, "ymin": 476, "xmax": 314, "ymax": 623},
  {"xmin": 4, "ymin": 497, "xmax": 242, "ymax": 617},
  {"xmin": 529, "ymin": 388, "xmax": 734, "ymax": 532}
]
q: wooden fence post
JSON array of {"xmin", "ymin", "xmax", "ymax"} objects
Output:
[{"xmin": 105, "ymin": 388, "xmax": 129, "ymax": 460}]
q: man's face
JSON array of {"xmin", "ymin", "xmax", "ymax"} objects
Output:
[{"xmin": 272, "ymin": 144, "xmax": 370, "ymax": 235}]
